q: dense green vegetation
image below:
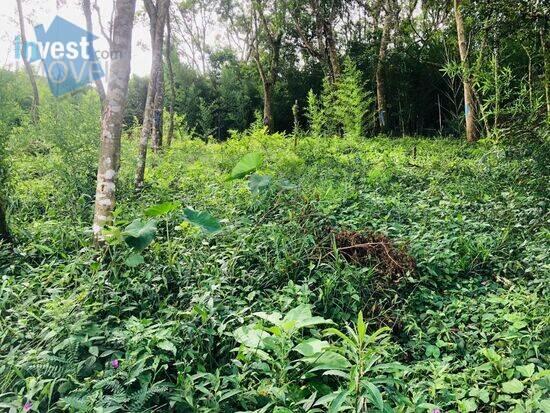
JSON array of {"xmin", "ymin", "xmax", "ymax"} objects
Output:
[
  {"xmin": 2, "ymin": 0, "xmax": 549, "ymax": 410},
  {"xmin": 0, "ymin": 72, "xmax": 548, "ymax": 411}
]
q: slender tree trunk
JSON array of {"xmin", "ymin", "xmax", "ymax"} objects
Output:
[
  {"xmin": 523, "ymin": 45, "xmax": 533, "ymax": 108},
  {"xmin": 541, "ymin": 28, "xmax": 550, "ymax": 119},
  {"xmin": 151, "ymin": 68, "xmax": 164, "ymax": 151},
  {"xmin": 135, "ymin": 0, "xmax": 169, "ymax": 190},
  {"xmin": 0, "ymin": 202, "xmax": 10, "ymax": 243},
  {"xmin": 454, "ymin": 0, "xmax": 477, "ymax": 142},
  {"xmin": 437, "ymin": 94, "xmax": 442, "ymax": 134},
  {"xmin": 166, "ymin": 13, "xmax": 176, "ymax": 147},
  {"xmin": 93, "ymin": 0, "xmax": 137, "ymax": 244},
  {"xmin": 293, "ymin": 99, "xmax": 300, "ymax": 148},
  {"xmin": 82, "ymin": 0, "xmax": 106, "ymax": 105},
  {"xmin": 262, "ymin": 81, "xmax": 274, "ymax": 132},
  {"xmin": 493, "ymin": 49, "xmax": 499, "ymax": 131},
  {"xmin": 16, "ymin": 0, "xmax": 39, "ymax": 123},
  {"xmin": 376, "ymin": 11, "xmax": 391, "ymax": 131},
  {"xmin": 325, "ymin": 24, "xmax": 341, "ymax": 80}
]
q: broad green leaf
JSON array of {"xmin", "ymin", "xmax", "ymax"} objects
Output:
[
  {"xmin": 89, "ymin": 346, "xmax": 99, "ymax": 357},
  {"xmin": 425, "ymin": 344, "xmax": 440, "ymax": 359},
  {"xmin": 183, "ymin": 208, "xmax": 221, "ymax": 233},
  {"xmin": 249, "ymin": 174, "xmax": 272, "ymax": 194},
  {"xmin": 294, "ymin": 338, "xmax": 330, "ymax": 357},
  {"xmin": 123, "ymin": 219, "xmax": 157, "ymax": 251},
  {"xmin": 274, "ymin": 408, "xmax": 293, "ymax": 413},
  {"xmin": 303, "ymin": 351, "xmax": 351, "ymax": 371},
  {"xmin": 279, "ymin": 305, "xmax": 333, "ymax": 332},
  {"xmin": 328, "ymin": 390, "xmax": 349, "ymax": 413},
  {"xmin": 125, "ymin": 253, "xmax": 144, "ymax": 267},
  {"xmin": 157, "ymin": 340, "xmax": 177, "ymax": 354},
  {"xmin": 144, "ymin": 201, "xmax": 180, "ymax": 217},
  {"xmin": 470, "ymin": 388, "xmax": 490, "ymax": 403},
  {"xmin": 363, "ymin": 381, "xmax": 384, "ymax": 411},
  {"xmin": 502, "ymin": 378, "xmax": 524, "ymax": 394},
  {"xmin": 458, "ymin": 398, "xmax": 478, "ymax": 412},
  {"xmin": 516, "ymin": 363, "xmax": 535, "ymax": 378},
  {"xmin": 234, "ymin": 326, "xmax": 270, "ymax": 348},
  {"xmin": 539, "ymin": 399, "xmax": 550, "ymax": 412},
  {"xmin": 283, "ymin": 304, "xmax": 312, "ymax": 323},
  {"xmin": 254, "ymin": 311, "xmax": 283, "ymax": 326},
  {"xmin": 230, "ymin": 152, "xmax": 263, "ymax": 179}
]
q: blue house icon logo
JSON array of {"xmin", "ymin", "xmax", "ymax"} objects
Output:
[{"xmin": 15, "ymin": 16, "xmax": 105, "ymax": 96}]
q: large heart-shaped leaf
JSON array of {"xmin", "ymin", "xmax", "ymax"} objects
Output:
[
  {"xmin": 123, "ymin": 219, "xmax": 157, "ymax": 251},
  {"xmin": 229, "ymin": 152, "xmax": 263, "ymax": 180},
  {"xmin": 144, "ymin": 201, "xmax": 180, "ymax": 217},
  {"xmin": 249, "ymin": 174, "xmax": 272, "ymax": 194},
  {"xmin": 125, "ymin": 253, "xmax": 144, "ymax": 267},
  {"xmin": 183, "ymin": 208, "xmax": 221, "ymax": 233}
]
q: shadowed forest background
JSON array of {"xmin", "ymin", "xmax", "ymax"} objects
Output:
[{"xmin": 0, "ymin": 0, "xmax": 548, "ymax": 412}]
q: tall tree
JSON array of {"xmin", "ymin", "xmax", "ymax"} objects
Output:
[
  {"xmin": 92, "ymin": 0, "xmax": 137, "ymax": 244},
  {"xmin": 375, "ymin": 0, "xmax": 395, "ymax": 131},
  {"xmin": 144, "ymin": 0, "xmax": 168, "ymax": 152},
  {"xmin": 135, "ymin": 0, "xmax": 170, "ymax": 189},
  {"xmin": 16, "ymin": 0, "xmax": 40, "ymax": 123},
  {"xmin": 165, "ymin": 13, "xmax": 176, "ymax": 146},
  {"xmin": 251, "ymin": 0, "xmax": 286, "ymax": 132},
  {"xmin": 454, "ymin": 0, "xmax": 477, "ymax": 142},
  {"xmin": 541, "ymin": 26, "xmax": 550, "ymax": 119},
  {"xmin": 82, "ymin": 0, "xmax": 107, "ymax": 105},
  {"xmin": 290, "ymin": 0, "xmax": 341, "ymax": 82},
  {"xmin": 176, "ymin": 0, "xmax": 217, "ymax": 73}
]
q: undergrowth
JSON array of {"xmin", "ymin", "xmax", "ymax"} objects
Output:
[{"xmin": 0, "ymin": 125, "xmax": 548, "ymax": 412}]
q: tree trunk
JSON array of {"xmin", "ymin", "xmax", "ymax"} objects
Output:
[
  {"xmin": 82, "ymin": 0, "xmax": 106, "ymax": 105},
  {"xmin": 151, "ymin": 67, "xmax": 164, "ymax": 151},
  {"xmin": 454, "ymin": 0, "xmax": 477, "ymax": 142},
  {"xmin": 166, "ymin": 13, "xmax": 176, "ymax": 147},
  {"xmin": 325, "ymin": 23, "xmax": 341, "ymax": 80},
  {"xmin": 151, "ymin": 8, "xmax": 165, "ymax": 152},
  {"xmin": 541, "ymin": 28, "xmax": 550, "ymax": 119},
  {"xmin": 262, "ymin": 81, "xmax": 274, "ymax": 132},
  {"xmin": 92, "ymin": 0, "xmax": 137, "ymax": 244},
  {"xmin": 0, "ymin": 202, "xmax": 10, "ymax": 243},
  {"xmin": 493, "ymin": 49, "xmax": 499, "ymax": 131},
  {"xmin": 16, "ymin": 0, "xmax": 40, "ymax": 123},
  {"xmin": 376, "ymin": 11, "xmax": 391, "ymax": 131},
  {"xmin": 135, "ymin": 0, "xmax": 169, "ymax": 190}
]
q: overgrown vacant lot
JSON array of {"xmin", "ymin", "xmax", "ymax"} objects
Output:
[{"xmin": 1, "ymin": 131, "xmax": 548, "ymax": 412}]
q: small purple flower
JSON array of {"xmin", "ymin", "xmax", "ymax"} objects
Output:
[
  {"xmin": 431, "ymin": 409, "xmax": 441, "ymax": 413},
  {"xmin": 111, "ymin": 359, "xmax": 119, "ymax": 369},
  {"xmin": 23, "ymin": 401, "xmax": 32, "ymax": 412}
]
